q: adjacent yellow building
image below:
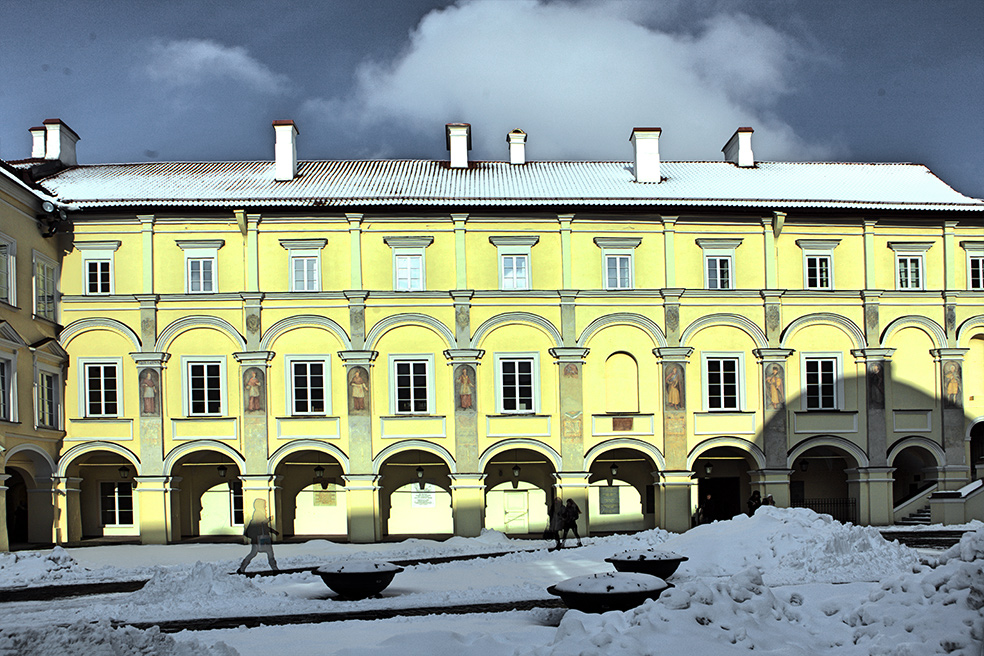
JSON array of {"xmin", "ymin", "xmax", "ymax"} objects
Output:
[{"xmin": 3, "ymin": 120, "xmax": 983, "ymax": 547}]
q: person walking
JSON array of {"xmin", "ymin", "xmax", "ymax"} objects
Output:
[
  {"xmin": 547, "ymin": 497, "xmax": 564, "ymax": 550},
  {"xmin": 238, "ymin": 499, "xmax": 279, "ymax": 574},
  {"xmin": 560, "ymin": 498, "xmax": 582, "ymax": 547}
]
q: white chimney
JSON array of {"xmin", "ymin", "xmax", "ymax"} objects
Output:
[
  {"xmin": 629, "ymin": 127, "xmax": 661, "ymax": 183},
  {"xmin": 507, "ymin": 129, "xmax": 526, "ymax": 165},
  {"xmin": 723, "ymin": 127, "xmax": 754, "ymax": 167},
  {"xmin": 446, "ymin": 123, "xmax": 471, "ymax": 168},
  {"xmin": 273, "ymin": 120, "xmax": 299, "ymax": 181},
  {"xmin": 30, "ymin": 126, "xmax": 46, "ymax": 158},
  {"xmin": 43, "ymin": 119, "xmax": 79, "ymax": 166}
]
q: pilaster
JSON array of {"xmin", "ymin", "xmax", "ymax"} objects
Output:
[
  {"xmin": 343, "ymin": 474, "xmax": 382, "ymax": 542},
  {"xmin": 134, "ymin": 475, "xmax": 176, "ymax": 545},
  {"xmin": 52, "ymin": 476, "xmax": 82, "ymax": 545},
  {"xmin": 655, "ymin": 347, "xmax": 693, "ymax": 470},
  {"xmin": 661, "ymin": 289, "xmax": 684, "ymax": 346},
  {"xmin": 558, "ymin": 214, "xmax": 574, "ymax": 289},
  {"xmin": 444, "ymin": 348, "xmax": 484, "ymax": 472},
  {"xmin": 337, "ymin": 350, "xmax": 379, "ymax": 475},
  {"xmin": 344, "ymin": 290, "xmax": 369, "ymax": 350},
  {"xmin": 862, "ymin": 291, "xmax": 882, "ymax": 346},
  {"xmin": 657, "ymin": 470, "xmax": 695, "ymax": 534},
  {"xmin": 233, "ymin": 351, "xmax": 276, "ymax": 473},
  {"xmin": 138, "ymin": 214, "xmax": 155, "ymax": 294},
  {"xmin": 129, "ymin": 352, "xmax": 170, "ymax": 474},
  {"xmin": 662, "ymin": 217, "xmax": 677, "ymax": 288},
  {"xmin": 0, "ymin": 474, "xmax": 9, "ymax": 551},
  {"xmin": 347, "ymin": 213, "xmax": 364, "ymax": 289},
  {"xmin": 453, "ymin": 213, "xmax": 468, "ymax": 290},
  {"xmin": 450, "ymin": 291, "xmax": 473, "ymax": 349},
  {"xmin": 761, "ymin": 216, "xmax": 778, "ymax": 290},
  {"xmin": 852, "ymin": 347, "xmax": 895, "ymax": 467},
  {"xmin": 134, "ymin": 295, "xmax": 159, "ymax": 349},
  {"xmin": 753, "ymin": 348, "xmax": 794, "ymax": 468},
  {"xmin": 549, "ymin": 347, "xmax": 589, "ymax": 471},
  {"xmin": 849, "ymin": 466, "xmax": 895, "ymax": 525},
  {"xmin": 863, "ymin": 220, "xmax": 877, "ymax": 290},
  {"xmin": 240, "ymin": 474, "xmax": 283, "ymax": 540},
  {"xmin": 241, "ymin": 292, "xmax": 263, "ymax": 351},
  {"xmin": 931, "ymin": 347, "xmax": 971, "ymax": 482},
  {"xmin": 450, "ymin": 473, "xmax": 486, "ymax": 537},
  {"xmin": 245, "ymin": 212, "xmax": 261, "ymax": 292}
]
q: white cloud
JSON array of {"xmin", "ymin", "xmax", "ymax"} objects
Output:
[
  {"xmin": 145, "ymin": 39, "xmax": 288, "ymax": 95},
  {"xmin": 303, "ymin": 0, "xmax": 833, "ymax": 161}
]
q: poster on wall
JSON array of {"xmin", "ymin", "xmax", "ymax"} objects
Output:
[
  {"xmin": 411, "ymin": 485, "xmax": 436, "ymax": 508},
  {"xmin": 599, "ymin": 485, "xmax": 620, "ymax": 515}
]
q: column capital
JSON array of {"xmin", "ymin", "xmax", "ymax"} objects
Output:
[
  {"xmin": 930, "ymin": 348, "xmax": 969, "ymax": 362},
  {"xmin": 345, "ymin": 212, "xmax": 364, "ymax": 225},
  {"xmin": 133, "ymin": 294, "xmax": 159, "ymax": 308},
  {"xmin": 759, "ymin": 290, "xmax": 783, "ymax": 302},
  {"xmin": 343, "ymin": 290, "xmax": 370, "ymax": 303},
  {"xmin": 660, "ymin": 288, "xmax": 685, "ymax": 301},
  {"xmin": 451, "ymin": 212, "xmax": 469, "ymax": 224},
  {"xmin": 337, "ymin": 350, "xmax": 379, "ymax": 365},
  {"xmin": 450, "ymin": 290, "xmax": 474, "ymax": 303},
  {"xmin": 850, "ymin": 348, "xmax": 896, "ymax": 362},
  {"xmin": 558, "ymin": 291, "xmax": 578, "ymax": 304},
  {"xmin": 449, "ymin": 473, "xmax": 486, "ymax": 489},
  {"xmin": 233, "ymin": 351, "xmax": 276, "ymax": 366},
  {"xmin": 342, "ymin": 474, "xmax": 381, "ymax": 491},
  {"xmin": 553, "ymin": 471, "xmax": 591, "ymax": 487},
  {"xmin": 654, "ymin": 347, "xmax": 693, "ymax": 362},
  {"xmin": 239, "ymin": 474, "xmax": 281, "ymax": 491},
  {"xmin": 753, "ymin": 348, "xmax": 795, "ymax": 362},
  {"xmin": 239, "ymin": 292, "xmax": 264, "ymax": 303},
  {"xmin": 129, "ymin": 352, "xmax": 171, "ymax": 367},
  {"xmin": 557, "ymin": 213, "xmax": 574, "ymax": 226},
  {"xmin": 861, "ymin": 290, "xmax": 884, "ymax": 302},
  {"xmin": 658, "ymin": 470, "xmax": 696, "ymax": 485},
  {"xmin": 661, "ymin": 215, "xmax": 678, "ymax": 228},
  {"xmin": 443, "ymin": 348, "xmax": 485, "ymax": 363},
  {"xmin": 549, "ymin": 347, "xmax": 589, "ymax": 363}
]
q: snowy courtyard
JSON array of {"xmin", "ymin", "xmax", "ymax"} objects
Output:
[{"xmin": 0, "ymin": 507, "xmax": 981, "ymax": 655}]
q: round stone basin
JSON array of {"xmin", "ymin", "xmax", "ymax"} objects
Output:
[
  {"xmin": 605, "ymin": 549, "xmax": 689, "ymax": 580},
  {"xmin": 547, "ymin": 571, "xmax": 671, "ymax": 613},
  {"xmin": 315, "ymin": 561, "xmax": 404, "ymax": 599}
]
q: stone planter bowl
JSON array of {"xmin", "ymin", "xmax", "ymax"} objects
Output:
[
  {"xmin": 547, "ymin": 571, "xmax": 671, "ymax": 613},
  {"xmin": 315, "ymin": 561, "xmax": 404, "ymax": 599},
  {"xmin": 605, "ymin": 549, "xmax": 689, "ymax": 580}
]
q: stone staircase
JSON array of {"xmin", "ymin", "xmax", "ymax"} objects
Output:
[{"xmin": 896, "ymin": 504, "xmax": 931, "ymax": 526}]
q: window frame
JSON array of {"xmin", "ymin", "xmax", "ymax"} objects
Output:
[
  {"xmin": 962, "ymin": 241, "xmax": 984, "ymax": 290},
  {"xmin": 800, "ymin": 352, "xmax": 844, "ymax": 412},
  {"xmin": 285, "ymin": 354, "xmax": 331, "ymax": 416},
  {"xmin": 32, "ymin": 251, "xmax": 58, "ymax": 321},
  {"xmin": 696, "ymin": 239, "xmax": 743, "ymax": 291},
  {"xmin": 796, "ymin": 239, "xmax": 840, "ymax": 291},
  {"xmin": 494, "ymin": 352, "xmax": 540, "ymax": 415},
  {"xmin": 181, "ymin": 356, "xmax": 227, "ymax": 417},
  {"xmin": 77, "ymin": 241, "xmax": 121, "ymax": 296},
  {"xmin": 36, "ymin": 363, "xmax": 62, "ymax": 430},
  {"xmin": 594, "ymin": 237, "xmax": 641, "ymax": 291},
  {"xmin": 701, "ymin": 352, "xmax": 745, "ymax": 412},
  {"xmin": 0, "ymin": 232, "xmax": 16, "ymax": 306},
  {"xmin": 490, "ymin": 236, "xmax": 539, "ymax": 291},
  {"xmin": 177, "ymin": 240, "xmax": 224, "ymax": 294},
  {"xmin": 0, "ymin": 356, "xmax": 14, "ymax": 422},
  {"xmin": 383, "ymin": 236, "xmax": 433, "ymax": 292},
  {"xmin": 280, "ymin": 239, "xmax": 327, "ymax": 293},
  {"xmin": 388, "ymin": 353, "xmax": 435, "ymax": 415},
  {"xmin": 78, "ymin": 358, "xmax": 122, "ymax": 418},
  {"xmin": 888, "ymin": 242, "xmax": 932, "ymax": 291}
]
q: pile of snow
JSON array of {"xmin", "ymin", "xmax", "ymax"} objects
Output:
[
  {"xmin": 316, "ymin": 561, "xmax": 403, "ymax": 574},
  {"xmin": 607, "ymin": 549, "xmax": 686, "ymax": 562},
  {"xmin": 663, "ymin": 506, "xmax": 920, "ymax": 584},
  {"xmin": 127, "ymin": 562, "xmax": 272, "ymax": 607},
  {"xmin": 0, "ymin": 546, "xmax": 86, "ymax": 586},
  {"xmin": 0, "ymin": 618, "xmax": 239, "ymax": 656},
  {"xmin": 940, "ymin": 525, "xmax": 984, "ymax": 564},
  {"xmin": 552, "ymin": 571, "xmax": 668, "ymax": 594}
]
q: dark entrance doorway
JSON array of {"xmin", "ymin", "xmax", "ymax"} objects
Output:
[
  {"xmin": 5, "ymin": 468, "xmax": 29, "ymax": 545},
  {"xmin": 698, "ymin": 477, "xmax": 741, "ymax": 522}
]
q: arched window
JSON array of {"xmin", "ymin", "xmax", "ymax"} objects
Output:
[{"xmin": 606, "ymin": 352, "xmax": 639, "ymax": 413}]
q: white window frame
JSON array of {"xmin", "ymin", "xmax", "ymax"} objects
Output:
[
  {"xmin": 0, "ymin": 355, "xmax": 15, "ymax": 422},
  {"xmin": 800, "ymin": 352, "xmax": 844, "ymax": 411},
  {"xmin": 100, "ymin": 481, "xmax": 135, "ymax": 527},
  {"xmin": 285, "ymin": 354, "xmax": 331, "ymax": 416},
  {"xmin": 0, "ymin": 232, "xmax": 16, "ymax": 306},
  {"xmin": 490, "ymin": 236, "xmax": 539, "ymax": 291},
  {"xmin": 77, "ymin": 241, "xmax": 121, "ymax": 296},
  {"xmin": 494, "ymin": 352, "xmax": 540, "ymax": 414},
  {"xmin": 383, "ymin": 236, "xmax": 433, "ymax": 292},
  {"xmin": 888, "ymin": 242, "xmax": 932, "ymax": 291},
  {"xmin": 962, "ymin": 241, "xmax": 984, "ymax": 290},
  {"xmin": 697, "ymin": 239, "xmax": 743, "ymax": 291},
  {"xmin": 77, "ymin": 357, "xmax": 122, "ymax": 418},
  {"xmin": 388, "ymin": 353, "xmax": 435, "ymax": 415},
  {"xmin": 181, "ymin": 356, "xmax": 227, "ymax": 417},
  {"xmin": 177, "ymin": 240, "xmax": 224, "ymax": 294},
  {"xmin": 594, "ymin": 237, "xmax": 641, "ymax": 290},
  {"xmin": 280, "ymin": 239, "xmax": 327, "ymax": 292},
  {"xmin": 36, "ymin": 363, "xmax": 62, "ymax": 430},
  {"xmin": 32, "ymin": 251, "xmax": 58, "ymax": 321},
  {"xmin": 701, "ymin": 352, "xmax": 745, "ymax": 412},
  {"xmin": 796, "ymin": 239, "xmax": 840, "ymax": 290}
]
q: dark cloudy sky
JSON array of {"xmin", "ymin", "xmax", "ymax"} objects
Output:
[{"xmin": 1, "ymin": 0, "xmax": 982, "ymax": 197}]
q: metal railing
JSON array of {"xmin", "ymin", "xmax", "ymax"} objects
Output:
[{"xmin": 791, "ymin": 497, "xmax": 857, "ymax": 524}]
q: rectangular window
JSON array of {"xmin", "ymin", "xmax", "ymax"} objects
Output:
[
  {"xmin": 395, "ymin": 254, "xmax": 423, "ymax": 291},
  {"xmin": 231, "ymin": 481, "xmax": 244, "ymax": 525},
  {"xmin": 705, "ymin": 357, "xmax": 739, "ymax": 411},
  {"xmin": 0, "ymin": 243, "xmax": 9, "ymax": 304},
  {"xmin": 291, "ymin": 360, "xmax": 326, "ymax": 415},
  {"xmin": 84, "ymin": 363, "xmax": 119, "ymax": 417},
  {"xmin": 291, "ymin": 255, "xmax": 319, "ymax": 292},
  {"xmin": 100, "ymin": 481, "xmax": 134, "ymax": 526},
  {"xmin": 706, "ymin": 256, "xmax": 732, "ymax": 290},
  {"xmin": 34, "ymin": 254, "xmax": 57, "ymax": 320},
  {"xmin": 187, "ymin": 257, "xmax": 215, "ymax": 293},
  {"xmin": 188, "ymin": 361, "xmax": 222, "ymax": 416},
  {"xmin": 805, "ymin": 358, "xmax": 837, "ymax": 410},
  {"xmin": 805, "ymin": 255, "xmax": 832, "ymax": 290},
  {"xmin": 970, "ymin": 256, "xmax": 983, "ymax": 290},
  {"xmin": 501, "ymin": 254, "xmax": 529, "ymax": 290},
  {"xmin": 37, "ymin": 370, "xmax": 59, "ymax": 428},
  {"xmin": 0, "ymin": 359, "xmax": 9, "ymax": 421},
  {"xmin": 500, "ymin": 358, "xmax": 535, "ymax": 413},
  {"xmin": 605, "ymin": 255, "xmax": 632, "ymax": 290},
  {"xmin": 394, "ymin": 359, "xmax": 429, "ymax": 413},
  {"xmin": 897, "ymin": 255, "xmax": 922, "ymax": 290},
  {"xmin": 86, "ymin": 260, "xmax": 112, "ymax": 295}
]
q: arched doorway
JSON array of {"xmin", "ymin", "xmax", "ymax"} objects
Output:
[
  {"xmin": 63, "ymin": 449, "xmax": 140, "ymax": 540},
  {"xmin": 170, "ymin": 451, "xmax": 242, "ymax": 538},
  {"xmin": 891, "ymin": 445, "xmax": 939, "ymax": 504},
  {"xmin": 483, "ymin": 448, "xmax": 556, "ymax": 535},
  {"xmin": 273, "ymin": 449, "xmax": 347, "ymax": 538},
  {"xmin": 693, "ymin": 446, "xmax": 755, "ymax": 522},
  {"xmin": 379, "ymin": 449, "xmax": 453, "ymax": 538},
  {"xmin": 971, "ymin": 422, "xmax": 984, "ymax": 480},
  {"xmin": 790, "ymin": 445, "xmax": 858, "ymax": 523},
  {"xmin": 4, "ymin": 447, "xmax": 55, "ymax": 547},
  {"xmin": 587, "ymin": 447, "xmax": 658, "ymax": 532},
  {"xmin": 4, "ymin": 469, "xmax": 29, "ymax": 546}
]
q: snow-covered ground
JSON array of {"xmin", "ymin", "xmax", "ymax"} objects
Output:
[{"xmin": 0, "ymin": 507, "xmax": 980, "ymax": 655}]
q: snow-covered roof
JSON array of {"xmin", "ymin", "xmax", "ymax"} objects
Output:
[{"xmin": 37, "ymin": 159, "xmax": 984, "ymax": 211}]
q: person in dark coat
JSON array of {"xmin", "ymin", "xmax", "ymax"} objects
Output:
[
  {"xmin": 762, "ymin": 494, "xmax": 776, "ymax": 506},
  {"xmin": 238, "ymin": 498, "xmax": 279, "ymax": 574},
  {"xmin": 547, "ymin": 497, "xmax": 564, "ymax": 550},
  {"xmin": 747, "ymin": 490, "xmax": 762, "ymax": 516},
  {"xmin": 560, "ymin": 499, "xmax": 582, "ymax": 547}
]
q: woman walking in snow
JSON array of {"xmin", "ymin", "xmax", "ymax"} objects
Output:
[
  {"xmin": 560, "ymin": 499, "xmax": 582, "ymax": 547},
  {"xmin": 238, "ymin": 499, "xmax": 279, "ymax": 574}
]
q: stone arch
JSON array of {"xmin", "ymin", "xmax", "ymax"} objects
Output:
[
  {"xmin": 969, "ymin": 416, "xmax": 984, "ymax": 441},
  {"xmin": 471, "ymin": 312, "xmax": 562, "ymax": 350},
  {"xmin": 57, "ymin": 441, "xmax": 141, "ymax": 478},
  {"xmin": 260, "ymin": 315, "xmax": 351, "ymax": 352},
  {"xmin": 268, "ymin": 439, "xmax": 350, "ymax": 476},
  {"xmin": 365, "ymin": 313, "xmax": 455, "ymax": 351},
  {"xmin": 4, "ymin": 443, "xmax": 56, "ymax": 476},
  {"xmin": 577, "ymin": 313, "xmax": 667, "ymax": 348},
  {"xmin": 887, "ymin": 436, "xmax": 945, "ymax": 468},
  {"xmin": 155, "ymin": 316, "xmax": 247, "ymax": 352},
  {"xmin": 787, "ymin": 436, "xmax": 869, "ymax": 469},
  {"xmin": 372, "ymin": 440, "xmax": 456, "ymax": 475},
  {"xmin": 688, "ymin": 437, "xmax": 767, "ymax": 470},
  {"xmin": 957, "ymin": 315, "xmax": 984, "ymax": 348},
  {"xmin": 163, "ymin": 440, "xmax": 246, "ymax": 476},
  {"xmin": 780, "ymin": 312, "xmax": 866, "ymax": 350},
  {"xmin": 583, "ymin": 438, "xmax": 665, "ymax": 471},
  {"xmin": 60, "ymin": 318, "xmax": 141, "ymax": 351},
  {"xmin": 479, "ymin": 439, "xmax": 562, "ymax": 472},
  {"xmin": 680, "ymin": 313, "xmax": 768, "ymax": 350},
  {"xmin": 880, "ymin": 315, "xmax": 946, "ymax": 350}
]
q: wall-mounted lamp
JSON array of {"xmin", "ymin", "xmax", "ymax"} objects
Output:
[
  {"xmin": 800, "ymin": 460, "xmax": 809, "ymax": 472},
  {"xmin": 314, "ymin": 465, "xmax": 325, "ymax": 480},
  {"xmin": 118, "ymin": 465, "xmax": 130, "ymax": 479},
  {"xmin": 417, "ymin": 465, "xmax": 426, "ymax": 490},
  {"xmin": 512, "ymin": 464, "xmax": 521, "ymax": 478},
  {"xmin": 704, "ymin": 463, "xmax": 713, "ymax": 476},
  {"xmin": 610, "ymin": 463, "xmax": 619, "ymax": 478},
  {"xmin": 217, "ymin": 465, "xmax": 228, "ymax": 478}
]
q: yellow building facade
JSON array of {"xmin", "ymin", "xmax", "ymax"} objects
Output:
[{"xmin": 4, "ymin": 121, "xmax": 984, "ymax": 546}]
